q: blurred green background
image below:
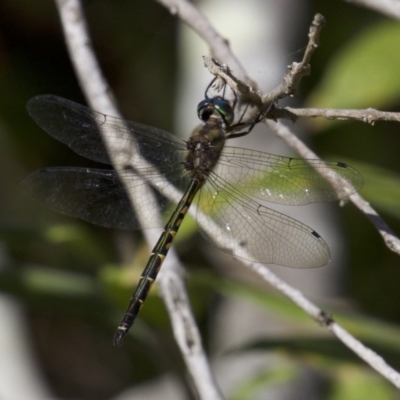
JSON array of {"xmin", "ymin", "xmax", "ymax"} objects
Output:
[{"xmin": 1, "ymin": 0, "xmax": 400, "ymax": 399}]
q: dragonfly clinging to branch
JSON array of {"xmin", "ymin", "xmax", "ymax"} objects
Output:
[{"xmin": 22, "ymin": 86, "xmax": 362, "ymax": 346}]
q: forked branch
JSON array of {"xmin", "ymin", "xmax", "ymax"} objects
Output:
[{"xmin": 199, "ymin": 9, "xmax": 400, "ymax": 388}]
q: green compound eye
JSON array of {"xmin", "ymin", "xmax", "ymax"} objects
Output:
[
  {"xmin": 212, "ymin": 98, "xmax": 234, "ymax": 125},
  {"xmin": 197, "ymin": 98, "xmax": 234, "ymax": 126}
]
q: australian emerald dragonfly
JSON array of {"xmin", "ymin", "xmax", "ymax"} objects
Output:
[{"xmin": 22, "ymin": 88, "xmax": 362, "ymax": 346}]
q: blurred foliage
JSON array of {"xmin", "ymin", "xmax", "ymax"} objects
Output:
[
  {"xmin": 307, "ymin": 20, "xmax": 400, "ymax": 109},
  {"xmin": 338, "ymin": 158, "xmax": 400, "ymax": 220},
  {"xmin": 0, "ymin": 0, "xmax": 400, "ymax": 399}
]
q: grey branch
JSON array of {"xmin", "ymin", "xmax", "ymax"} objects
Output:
[
  {"xmin": 274, "ymin": 107, "xmax": 400, "ymax": 124},
  {"xmin": 263, "ymin": 13, "xmax": 326, "ymax": 104},
  {"xmin": 203, "ymin": 13, "xmax": 327, "ymax": 118},
  {"xmin": 54, "ymin": 1, "xmax": 222, "ymax": 399},
  {"xmin": 155, "ymin": 0, "xmax": 248, "ymax": 82},
  {"xmin": 202, "ymin": 11, "xmax": 400, "ymax": 387}
]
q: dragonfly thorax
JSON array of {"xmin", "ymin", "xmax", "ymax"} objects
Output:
[{"xmin": 184, "ymin": 116, "xmax": 226, "ymax": 182}]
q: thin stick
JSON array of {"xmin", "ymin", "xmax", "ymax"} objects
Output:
[
  {"xmin": 248, "ymin": 261, "xmax": 400, "ymax": 387},
  {"xmin": 273, "ymin": 106, "xmax": 400, "ymax": 124},
  {"xmin": 198, "ymin": 11, "xmax": 400, "ymax": 387},
  {"xmin": 263, "ymin": 13, "xmax": 326, "ymax": 104},
  {"xmin": 54, "ymin": 1, "xmax": 223, "ymax": 398},
  {"xmin": 203, "ymin": 13, "xmax": 400, "ymax": 259},
  {"xmin": 155, "ymin": 0, "xmax": 251, "ymax": 83}
]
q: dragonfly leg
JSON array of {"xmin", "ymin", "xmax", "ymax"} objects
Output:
[{"xmin": 226, "ymin": 101, "xmax": 274, "ymax": 139}]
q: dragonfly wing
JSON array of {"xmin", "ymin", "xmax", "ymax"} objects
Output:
[
  {"xmin": 27, "ymin": 95, "xmax": 187, "ymax": 167},
  {"xmin": 196, "ymin": 172, "xmax": 330, "ymax": 268},
  {"xmin": 21, "ymin": 167, "xmax": 171, "ymax": 230},
  {"xmin": 217, "ymin": 147, "xmax": 363, "ymax": 205}
]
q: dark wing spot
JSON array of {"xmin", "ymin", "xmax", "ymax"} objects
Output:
[{"xmin": 311, "ymin": 230, "xmax": 321, "ymax": 239}]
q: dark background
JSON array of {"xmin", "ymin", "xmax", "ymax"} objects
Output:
[{"xmin": 0, "ymin": 1, "xmax": 399, "ymax": 399}]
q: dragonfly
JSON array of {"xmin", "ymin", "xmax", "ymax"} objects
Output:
[{"xmin": 22, "ymin": 92, "xmax": 363, "ymax": 346}]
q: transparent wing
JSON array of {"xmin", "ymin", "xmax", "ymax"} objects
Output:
[
  {"xmin": 216, "ymin": 147, "xmax": 363, "ymax": 205},
  {"xmin": 25, "ymin": 95, "xmax": 359, "ymax": 266},
  {"xmin": 27, "ymin": 95, "xmax": 187, "ymax": 170},
  {"xmin": 196, "ymin": 171, "xmax": 330, "ymax": 268},
  {"xmin": 25, "ymin": 95, "xmax": 192, "ymax": 228},
  {"xmin": 21, "ymin": 167, "xmax": 176, "ymax": 230}
]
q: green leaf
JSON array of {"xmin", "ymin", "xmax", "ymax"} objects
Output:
[
  {"xmin": 41, "ymin": 223, "xmax": 110, "ymax": 264},
  {"xmin": 22, "ymin": 265, "xmax": 95, "ymax": 296},
  {"xmin": 330, "ymin": 366, "xmax": 394, "ymax": 400},
  {"xmin": 231, "ymin": 366, "xmax": 297, "ymax": 400},
  {"xmin": 308, "ymin": 21, "xmax": 400, "ymax": 109}
]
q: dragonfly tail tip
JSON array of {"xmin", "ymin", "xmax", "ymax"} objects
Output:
[{"xmin": 113, "ymin": 328, "xmax": 127, "ymax": 347}]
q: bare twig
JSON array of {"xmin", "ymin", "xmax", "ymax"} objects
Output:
[
  {"xmin": 274, "ymin": 106, "xmax": 400, "ymax": 124},
  {"xmin": 200, "ymin": 11, "xmax": 400, "ymax": 387},
  {"xmin": 248, "ymin": 262, "xmax": 400, "ymax": 387},
  {"xmin": 204, "ymin": 11, "xmax": 400, "ymax": 259},
  {"xmin": 345, "ymin": 0, "xmax": 400, "ymax": 20},
  {"xmin": 155, "ymin": 0, "xmax": 250, "ymax": 84},
  {"xmin": 351, "ymin": 194, "xmax": 400, "ymax": 254},
  {"xmin": 328, "ymin": 320, "xmax": 400, "ymax": 386},
  {"xmin": 263, "ymin": 13, "xmax": 326, "ymax": 105},
  {"xmin": 54, "ymin": 1, "xmax": 223, "ymax": 399},
  {"xmin": 202, "ymin": 55, "xmax": 263, "ymax": 108},
  {"xmin": 204, "ymin": 13, "xmax": 326, "ymax": 117}
]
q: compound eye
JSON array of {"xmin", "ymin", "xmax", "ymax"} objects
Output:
[
  {"xmin": 212, "ymin": 98, "xmax": 234, "ymax": 125},
  {"xmin": 197, "ymin": 97, "xmax": 235, "ymax": 125},
  {"xmin": 197, "ymin": 99, "xmax": 213, "ymax": 122}
]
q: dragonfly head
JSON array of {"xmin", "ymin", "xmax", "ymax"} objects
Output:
[{"xmin": 197, "ymin": 97, "xmax": 234, "ymax": 127}]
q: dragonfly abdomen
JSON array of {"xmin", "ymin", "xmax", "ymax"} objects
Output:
[
  {"xmin": 114, "ymin": 115, "xmax": 228, "ymax": 346},
  {"xmin": 113, "ymin": 179, "xmax": 202, "ymax": 346}
]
